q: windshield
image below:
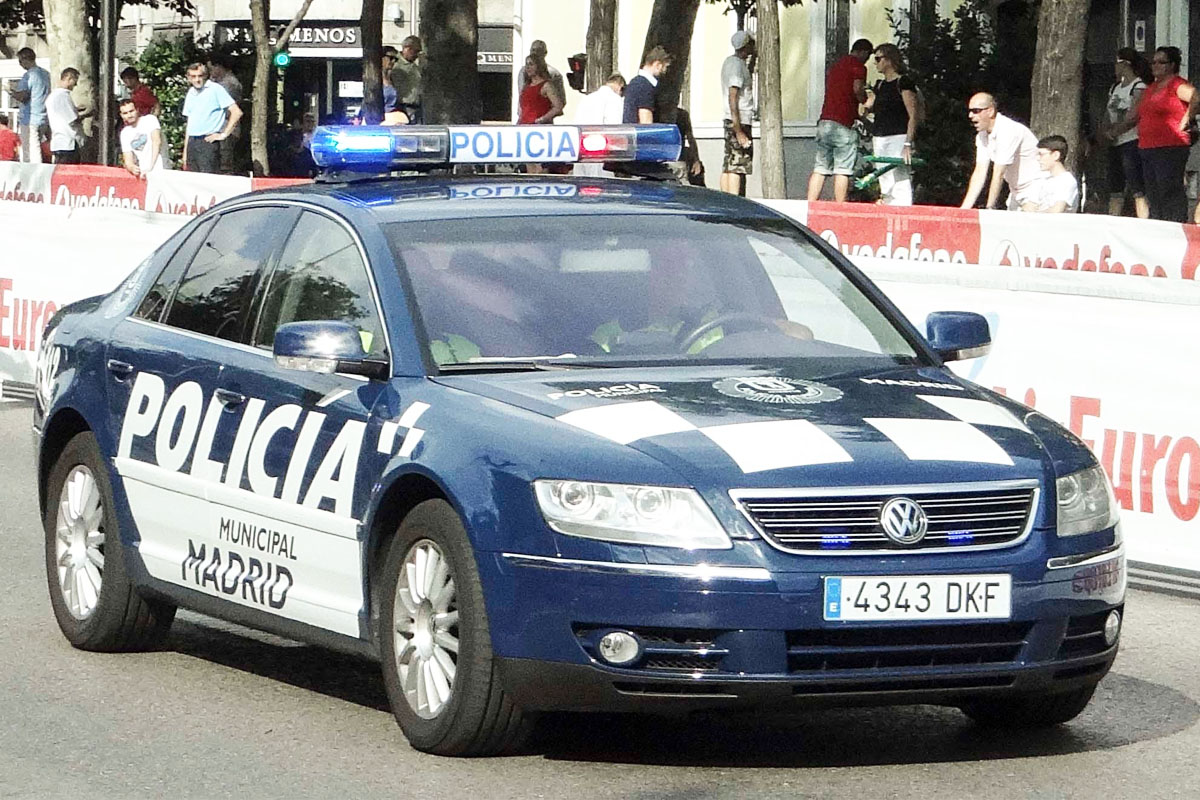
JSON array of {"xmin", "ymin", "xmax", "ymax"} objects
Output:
[{"xmin": 385, "ymin": 214, "xmax": 922, "ymax": 369}]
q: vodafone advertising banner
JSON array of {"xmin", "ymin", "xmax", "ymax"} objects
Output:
[{"xmin": 769, "ymin": 200, "xmax": 1200, "ymax": 281}]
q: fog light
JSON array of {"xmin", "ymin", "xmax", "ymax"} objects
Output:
[
  {"xmin": 597, "ymin": 630, "xmax": 641, "ymax": 666},
  {"xmin": 1103, "ymin": 610, "xmax": 1121, "ymax": 646}
]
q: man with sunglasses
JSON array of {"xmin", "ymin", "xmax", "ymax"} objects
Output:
[{"xmin": 960, "ymin": 92, "xmax": 1044, "ymax": 210}]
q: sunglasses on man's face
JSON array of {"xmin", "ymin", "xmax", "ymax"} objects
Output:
[{"xmin": 967, "ymin": 107, "xmax": 990, "ymax": 115}]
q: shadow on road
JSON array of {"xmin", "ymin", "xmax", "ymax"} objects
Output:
[
  {"xmin": 160, "ymin": 613, "xmax": 1196, "ymax": 768},
  {"xmin": 534, "ymin": 672, "xmax": 1197, "ymax": 767}
]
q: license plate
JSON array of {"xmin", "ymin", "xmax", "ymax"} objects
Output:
[{"xmin": 823, "ymin": 574, "xmax": 1011, "ymax": 621}]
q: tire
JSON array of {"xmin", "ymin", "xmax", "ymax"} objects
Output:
[
  {"xmin": 959, "ymin": 684, "xmax": 1097, "ymax": 728},
  {"xmin": 44, "ymin": 431, "xmax": 176, "ymax": 651},
  {"xmin": 378, "ymin": 500, "xmax": 536, "ymax": 756}
]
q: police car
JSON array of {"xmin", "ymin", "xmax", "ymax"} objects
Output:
[{"xmin": 33, "ymin": 123, "xmax": 1124, "ymax": 757}]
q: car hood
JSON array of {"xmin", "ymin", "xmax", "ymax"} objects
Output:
[{"xmin": 431, "ymin": 364, "xmax": 1050, "ymax": 492}]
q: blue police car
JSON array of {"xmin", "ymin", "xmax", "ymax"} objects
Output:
[{"xmin": 33, "ymin": 124, "xmax": 1124, "ymax": 756}]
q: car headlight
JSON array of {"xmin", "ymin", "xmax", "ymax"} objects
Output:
[
  {"xmin": 533, "ymin": 480, "xmax": 731, "ymax": 550},
  {"xmin": 1056, "ymin": 465, "xmax": 1119, "ymax": 536}
]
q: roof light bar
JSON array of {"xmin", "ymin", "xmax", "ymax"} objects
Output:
[{"xmin": 309, "ymin": 124, "xmax": 682, "ymax": 171}]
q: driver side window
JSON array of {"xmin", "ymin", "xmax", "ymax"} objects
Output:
[{"xmin": 255, "ymin": 211, "xmax": 386, "ymax": 358}]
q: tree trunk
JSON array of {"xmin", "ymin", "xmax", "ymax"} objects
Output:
[
  {"xmin": 585, "ymin": 0, "xmax": 617, "ymax": 93},
  {"xmin": 249, "ymin": 0, "xmax": 273, "ymax": 175},
  {"xmin": 642, "ymin": 0, "xmax": 700, "ymax": 123},
  {"xmin": 361, "ymin": 0, "xmax": 385, "ymax": 124},
  {"xmin": 908, "ymin": 0, "xmax": 938, "ymax": 53},
  {"xmin": 824, "ymin": 0, "xmax": 850, "ymax": 70},
  {"xmin": 1029, "ymin": 0, "xmax": 1088, "ymax": 173},
  {"xmin": 420, "ymin": 0, "xmax": 481, "ymax": 124},
  {"xmin": 44, "ymin": 0, "xmax": 96, "ymax": 155},
  {"xmin": 758, "ymin": 0, "xmax": 785, "ymax": 198}
]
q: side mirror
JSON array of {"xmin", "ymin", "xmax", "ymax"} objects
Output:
[
  {"xmin": 925, "ymin": 311, "xmax": 991, "ymax": 362},
  {"xmin": 273, "ymin": 321, "xmax": 388, "ymax": 379}
]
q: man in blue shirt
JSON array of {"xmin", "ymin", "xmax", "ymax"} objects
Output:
[
  {"xmin": 181, "ymin": 62, "xmax": 241, "ymax": 174},
  {"xmin": 622, "ymin": 46, "xmax": 672, "ymax": 124},
  {"xmin": 7, "ymin": 48, "xmax": 51, "ymax": 163}
]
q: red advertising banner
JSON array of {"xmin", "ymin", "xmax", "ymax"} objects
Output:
[
  {"xmin": 803, "ymin": 202, "xmax": 983, "ymax": 265},
  {"xmin": 50, "ymin": 165, "xmax": 147, "ymax": 210}
]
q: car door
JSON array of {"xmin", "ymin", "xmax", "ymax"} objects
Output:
[
  {"xmin": 206, "ymin": 207, "xmax": 391, "ymax": 638},
  {"xmin": 106, "ymin": 205, "xmax": 297, "ymax": 594}
]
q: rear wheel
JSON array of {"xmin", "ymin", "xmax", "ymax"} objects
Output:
[
  {"xmin": 44, "ymin": 432, "xmax": 175, "ymax": 651},
  {"xmin": 379, "ymin": 500, "xmax": 535, "ymax": 756},
  {"xmin": 959, "ymin": 684, "xmax": 1097, "ymax": 728}
]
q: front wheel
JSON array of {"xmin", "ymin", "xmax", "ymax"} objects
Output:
[
  {"xmin": 44, "ymin": 431, "xmax": 175, "ymax": 651},
  {"xmin": 959, "ymin": 684, "xmax": 1097, "ymax": 728},
  {"xmin": 378, "ymin": 500, "xmax": 535, "ymax": 756}
]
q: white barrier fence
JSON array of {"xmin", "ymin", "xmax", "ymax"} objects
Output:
[{"xmin": 0, "ymin": 197, "xmax": 1196, "ymax": 581}]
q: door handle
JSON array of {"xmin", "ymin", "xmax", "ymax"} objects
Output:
[
  {"xmin": 106, "ymin": 359, "xmax": 134, "ymax": 380},
  {"xmin": 215, "ymin": 388, "xmax": 247, "ymax": 408}
]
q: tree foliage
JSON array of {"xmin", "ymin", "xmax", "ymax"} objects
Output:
[
  {"xmin": 889, "ymin": 0, "xmax": 1033, "ymax": 205},
  {"xmin": 126, "ymin": 34, "xmax": 206, "ymax": 165},
  {"xmin": 0, "ymin": 0, "xmax": 194, "ymax": 32}
]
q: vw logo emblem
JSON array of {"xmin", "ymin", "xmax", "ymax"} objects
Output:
[{"xmin": 879, "ymin": 497, "xmax": 928, "ymax": 545}]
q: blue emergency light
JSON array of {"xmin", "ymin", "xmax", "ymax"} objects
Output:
[{"xmin": 309, "ymin": 124, "xmax": 682, "ymax": 169}]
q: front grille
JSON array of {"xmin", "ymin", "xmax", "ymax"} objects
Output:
[
  {"xmin": 787, "ymin": 621, "xmax": 1032, "ymax": 673},
  {"xmin": 736, "ymin": 482, "xmax": 1038, "ymax": 553}
]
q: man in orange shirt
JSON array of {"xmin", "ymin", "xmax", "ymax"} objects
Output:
[{"xmin": 0, "ymin": 113, "xmax": 19, "ymax": 160}]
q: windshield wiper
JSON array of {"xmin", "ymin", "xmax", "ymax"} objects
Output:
[{"xmin": 437, "ymin": 359, "xmax": 574, "ymax": 373}]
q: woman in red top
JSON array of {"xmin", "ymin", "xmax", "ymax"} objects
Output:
[
  {"xmin": 517, "ymin": 54, "xmax": 564, "ymax": 174},
  {"xmin": 517, "ymin": 55, "xmax": 563, "ymax": 125},
  {"xmin": 1135, "ymin": 46, "xmax": 1199, "ymax": 222}
]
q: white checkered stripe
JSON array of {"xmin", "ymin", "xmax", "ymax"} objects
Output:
[
  {"xmin": 555, "ymin": 397, "xmax": 1024, "ymax": 473},
  {"xmin": 378, "ymin": 401, "xmax": 431, "ymax": 459}
]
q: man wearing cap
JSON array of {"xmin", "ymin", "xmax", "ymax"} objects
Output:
[{"xmin": 721, "ymin": 30, "xmax": 756, "ymax": 195}]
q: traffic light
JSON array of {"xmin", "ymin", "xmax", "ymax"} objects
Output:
[
  {"xmin": 567, "ymin": 53, "xmax": 586, "ymax": 92},
  {"xmin": 274, "ymin": 50, "xmax": 292, "ymax": 68}
]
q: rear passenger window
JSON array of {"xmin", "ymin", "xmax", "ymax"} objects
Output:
[
  {"xmin": 164, "ymin": 207, "xmax": 291, "ymax": 342},
  {"xmin": 255, "ymin": 211, "xmax": 386, "ymax": 357},
  {"xmin": 135, "ymin": 219, "xmax": 212, "ymax": 322}
]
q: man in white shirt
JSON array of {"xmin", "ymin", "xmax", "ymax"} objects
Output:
[
  {"xmin": 721, "ymin": 30, "xmax": 756, "ymax": 195},
  {"xmin": 46, "ymin": 67, "xmax": 89, "ymax": 164},
  {"xmin": 572, "ymin": 73, "xmax": 626, "ymax": 178},
  {"xmin": 960, "ymin": 92, "xmax": 1045, "ymax": 210},
  {"xmin": 1022, "ymin": 134, "xmax": 1078, "ymax": 213},
  {"xmin": 118, "ymin": 99, "xmax": 168, "ymax": 178}
]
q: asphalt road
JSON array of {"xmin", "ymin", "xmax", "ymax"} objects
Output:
[{"xmin": 2, "ymin": 399, "xmax": 1198, "ymax": 799}]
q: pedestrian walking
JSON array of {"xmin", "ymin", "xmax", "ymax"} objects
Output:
[
  {"xmin": 517, "ymin": 55, "xmax": 564, "ymax": 125},
  {"xmin": 720, "ymin": 30, "xmax": 756, "ymax": 196},
  {"xmin": 1021, "ymin": 135, "xmax": 1078, "ymax": 213},
  {"xmin": 623, "ymin": 46, "xmax": 672, "ymax": 124},
  {"xmin": 390, "ymin": 36, "xmax": 423, "ymax": 124},
  {"xmin": 864, "ymin": 43, "xmax": 917, "ymax": 205},
  {"xmin": 1133, "ymin": 46, "xmax": 1198, "ymax": 222},
  {"xmin": 0, "ymin": 113, "xmax": 19, "ymax": 161},
  {"xmin": 1102, "ymin": 48, "xmax": 1148, "ymax": 218},
  {"xmin": 119, "ymin": 67, "xmax": 160, "ymax": 117},
  {"xmin": 573, "ymin": 73, "xmax": 625, "ymax": 178},
  {"xmin": 574, "ymin": 73, "xmax": 625, "ymax": 124},
  {"xmin": 808, "ymin": 38, "xmax": 872, "ymax": 202},
  {"xmin": 46, "ymin": 68, "xmax": 89, "ymax": 164},
  {"xmin": 181, "ymin": 62, "xmax": 242, "ymax": 174},
  {"xmin": 380, "ymin": 47, "xmax": 407, "ymax": 125},
  {"xmin": 959, "ymin": 93, "xmax": 1044, "ymax": 210},
  {"xmin": 6, "ymin": 48, "xmax": 51, "ymax": 164},
  {"xmin": 208, "ymin": 57, "xmax": 243, "ymax": 173},
  {"xmin": 519, "ymin": 40, "xmax": 566, "ymax": 114},
  {"xmin": 118, "ymin": 99, "xmax": 168, "ymax": 179},
  {"xmin": 676, "ymin": 107, "xmax": 706, "ymax": 187}
]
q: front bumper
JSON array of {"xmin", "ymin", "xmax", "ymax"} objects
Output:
[{"xmin": 485, "ymin": 546, "xmax": 1125, "ymax": 713}]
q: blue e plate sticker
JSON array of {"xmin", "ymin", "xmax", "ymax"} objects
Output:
[
  {"xmin": 824, "ymin": 577, "xmax": 842, "ymax": 620},
  {"xmin": 448, "ymin": 126, "xmax": 581, "ymax": 163}
]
